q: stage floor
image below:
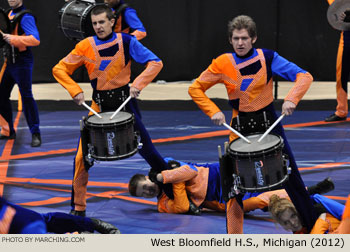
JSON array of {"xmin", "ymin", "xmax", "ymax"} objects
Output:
[{"xmin": 1, "ymin": 107, "xmax": 349, "ymax": 234}]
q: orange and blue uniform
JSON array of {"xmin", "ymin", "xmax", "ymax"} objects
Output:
[
  {"xmin": 112, "ymin": 0, "xmax": 146, "ymax": 41},
  {"xmin": 327, "ymin": 0, "xmax": 350, "ymax": 118},
  {"xmin": 52, "ymin": 31, "xmax": 168, "ymax": 212},
  {"xmin": 0, "ymin": 5, "xmax": 40, "ymax": 137},
  {"xmin": 188, "ymin": 48, "xmax": 316, "ymax": 233}
]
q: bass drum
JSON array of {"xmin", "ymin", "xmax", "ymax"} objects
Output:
[
  {"xmin": 59, "ymin": 0, "xmax": 97, "ymax": 41},
  {"xmin": 0, "ymin": 8, "xmax": 11, "ymax": 47}
]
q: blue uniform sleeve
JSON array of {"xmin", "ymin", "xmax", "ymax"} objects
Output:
[
  {"xmin": 124, "ymin": 7, "xmax": 146, "ymax": 32},
  {"xmin": 129, "ymin": 36, "xmax": 161, "ymax": 65},
  {"xmin": 271, "ymin": 52, "xmax": 306, "ymax": 81},
  {"xmin": 20, "ymin": 14, "xmax": 40, "ymax": 41},
  {"xmin": 311, "ymin": 194, "xmax": 345, "ymax": 220}
]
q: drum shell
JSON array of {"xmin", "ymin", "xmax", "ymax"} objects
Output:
[
  {"xmin": 228, "ymin": 133, "xmax": 288, "ymax": 192},
  {"xmin": 85, "ymin": 112, "xmax": 137, "ymax": 161},
  {"xmin": 59, "ymin": 0, "xmax": 96, "ymax": 40}
]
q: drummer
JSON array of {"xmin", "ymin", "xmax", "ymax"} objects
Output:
[
  {"xmin": 52, "ymin": 5, "xmax": 173, "ymax": 217},
  {"xmin": 324, "ymin": 0, "xmax": 350, "ymax": 122},
  {"xmin": 188, "ymin": 15, "xmax": 316, "ymax": 233}
]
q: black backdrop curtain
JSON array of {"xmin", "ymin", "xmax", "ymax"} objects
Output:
[{"xmin": 0, "ymin": 0, "xmax": 338, "ymax": 83}]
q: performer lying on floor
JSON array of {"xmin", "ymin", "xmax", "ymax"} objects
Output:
[
  {"xmin": 269, "ymin": 193, "xmax": 350, "ymax": 234},
  {"xmin": 128, "ymin": 158, "xmax": 334, "ymax": 216},
  {"xmin": 0, "ymin": 196, "xmax": 120, "ymax": 234}
]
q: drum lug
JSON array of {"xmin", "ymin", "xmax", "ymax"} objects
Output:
[
  {"xmin": 136, "ymin": 133, "xmax": 143, "ymax": 149},
  {"xmin": 287, "ymin": 167, "xmax": 292, "ymax": 175}
]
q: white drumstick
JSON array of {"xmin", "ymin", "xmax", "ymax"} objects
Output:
[
  {"xmin": 82, "ymin": 102, "xmax": 102, "ymax": 118},
  {"xmin": 110, "ymin": 96, "xmax": 132, "ymax": 120},
  {"xmin": 257, "ymin": 114, "xmax": 285, "ymax": 143},
  {"xmin": 223, "ymin": 123, "xmax": 251, "ymax": 144}
]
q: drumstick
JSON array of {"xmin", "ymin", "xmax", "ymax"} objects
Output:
[
  {"xmin": 110, "ymin": 96, "xmax": 132, "ymax": 120},
  {"xmin": 223, "ymin": 123, "xmax": 251, "ymax": 144},
  {"xmin": 82, "ymin": 102, "xmax": 102, "ymax": 118},
  {"xmin": 257, "ymin": 114, "xmax": 285, "ymax": 143}
]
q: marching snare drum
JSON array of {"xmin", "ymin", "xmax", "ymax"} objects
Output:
[
  {"xmin": 84, "ymin": 111, "xmax": 138, "ymax": 161},
  {"xmin": 59, "ymin": 0, "xmax": 97, "ymax": 40},
  {"xmin": 227, "ymin": 133, "xmax": 289, "ymax": 192}
]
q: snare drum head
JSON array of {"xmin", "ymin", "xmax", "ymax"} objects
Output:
[
  {"xmin": 229, "ymin": 133, "xmax": 281, "ymax": 153},
  {"xmin": 87, "ymin": 111, "xmax": 132, "ymax": 125}
]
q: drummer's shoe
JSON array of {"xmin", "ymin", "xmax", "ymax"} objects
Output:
[
  {"xmin": 0, "ymin": 132, "xmax": 16, "ymax": 140},
  {"xmin": 325, "ymin": 113, "xmax": 347, "ymax": 122},
  {"xmin": 308, "ymin": 177, "xmax": 335, "ymax": 195},
  {"xmin": 69, "ymin": 210, "xmax": 86, "ymax": 217},
  {"xmin": 31, "ymin": 133, "xmax": 41, "ymax": 147},
  {"xmin": 90, "ymin": 218, "xmax": 121, "ymax": 234}
]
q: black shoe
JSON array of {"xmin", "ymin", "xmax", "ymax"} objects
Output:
[
  {"xmin": 308, "ymin": 177, "xmax": 335, "ymax": 195},
  {"xmin": 69, "ymin": 210, "xmax": 86, "ymax": 217},
  {"xmin": 0, "ymin": 132, "xmax": 16, "ymax": 140},
  {"xmin": 325, "ymin": 114, "xmax": 347, "ymax": 122},
  {"xmin": 31, "ymin": 133, "xmax": 41, "ymax": 147},
  {"xmin": 90, "ymin": 218, "xmax": 121, "ymax": 234}
]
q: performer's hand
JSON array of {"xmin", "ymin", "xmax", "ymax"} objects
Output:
[
  {"xmin": 148, "ymin": 169, "xmax": 158, "ymax": 183},
  {"xmin": 211, "ymin": 111, "xmax": 225, "ymax": 125},
  {"xmin": 187, "ymin": 199, "xmax": 201, "ymax": 215},
  {"xmin": 73, "ymin": 92, "xmax": 85, "ymax": 105},
  {"xmin": 130, "ymin": 86, "xmax": 141, "ymax": 98},
  {"xmin": 282, "ymin": 100, "xmax": 296, "ymax": 116}
]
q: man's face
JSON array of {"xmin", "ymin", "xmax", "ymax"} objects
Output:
[
  {"xmin": 230, "ymin": 29, "xmax": 256, "ymax": 57},
  {"xmin": 135, "ymin": 178, "xmax": 159, "ymax": 198},
  {"xmin": 7, "ymin": 0, "xmax": 22, "ymax": 9},
  {"xmin": 104, "ymin": 0, "xmax": 120, "ymax": 8},
  {"xmin": 278, "ymin": 208, "xmax": 303, "ymax": 232},
  {"xmin": 91, "ymin": 12, "xmax": 115, "ymax": 39}
]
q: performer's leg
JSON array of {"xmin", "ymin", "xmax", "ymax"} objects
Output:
[
  {"xmin": 226, "ymin": 196, "xmax": 244, "ymax": 234},
  {"xmin": 126, "ymin": 102, "xmax": 168, "ymax": 172},
  {"xmin": 334, "ymin": 32, "xmax": 350, "ymax": 118},
  {"xmin": 71, "ymin": 139, "xmax": 90, "ymax": 213},
  {"xmin": 270, "ymin": 110, "xmax": 317, "ymax": 232},
  {"xmin": 0, "ymin": 70, "xmax": 16, "ymax": 136},
  {"xmin": 42, "ymin": 212, "xmax": 94, "ymax": 234},
  {"xmin": 12, "ymin": 64, "xmax": 40, "ymax": 134}
]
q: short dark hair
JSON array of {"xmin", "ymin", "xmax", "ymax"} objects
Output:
[
  {"xmin": 91, "ymin": 4, "xmax": 115, "ymax": 20},
  {"xmin": 228, "ymin": 15, "xmax": 257, "ymax": 40},
  {"xmin": 128, "ymin": 174, "xmax": 146, "ymax": 196}
]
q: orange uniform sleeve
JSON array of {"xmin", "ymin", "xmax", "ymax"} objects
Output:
[
  {"xmin": 9, "ymin": 34, "xmax": 40, "ymax": 50},
  {"xmin": 188, "ymin": 55, "xmax": 229, "ymax": 118},
  {"xmin": 161, "ymin": 165, "xmax": 197, "ymax": 184},
  {"xmin": 157, "ymin": 182, "xmax": 190, "ymax": 214},
  {"xmin": 284, "ymin": 72, "xmax": 313, "ymax": 106},
  {"xmin": 327, "ymin": 0, "xmax": 335, "ymax": 5},
  {"xmin": 130, "ymin": 30, "xmax": 147, "ymax": 41},
  {"xmin": 52, "ymin": 40, "xmax": 90, "ymax": 99},
  {"xmin": 131, "ymin": 60, "xmax": 163, "ymax": 91},
  {"xmin": 310, "ymin": 213, "xmax": 340, "ymax": 234}
]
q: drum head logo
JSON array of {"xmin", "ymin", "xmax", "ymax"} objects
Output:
[
  {"xmin": 255, "ymin": 161, "xmax": 265, "ymax": 186},
  {"xmin": 107, "ymin": 132, "xmax": 115, "ymax": 155}
]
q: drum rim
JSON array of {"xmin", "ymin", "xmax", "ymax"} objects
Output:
[
  {"xmin": 237, "ymin": 172, "xmax": 289, "ymax": 192},
  {"xmin": 228, "ymin": 132, "xmax": 284, "ymax": 157},
  {"xmin": 85, "ymin": 112, "xmax": 135, "ymax": 127}
]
